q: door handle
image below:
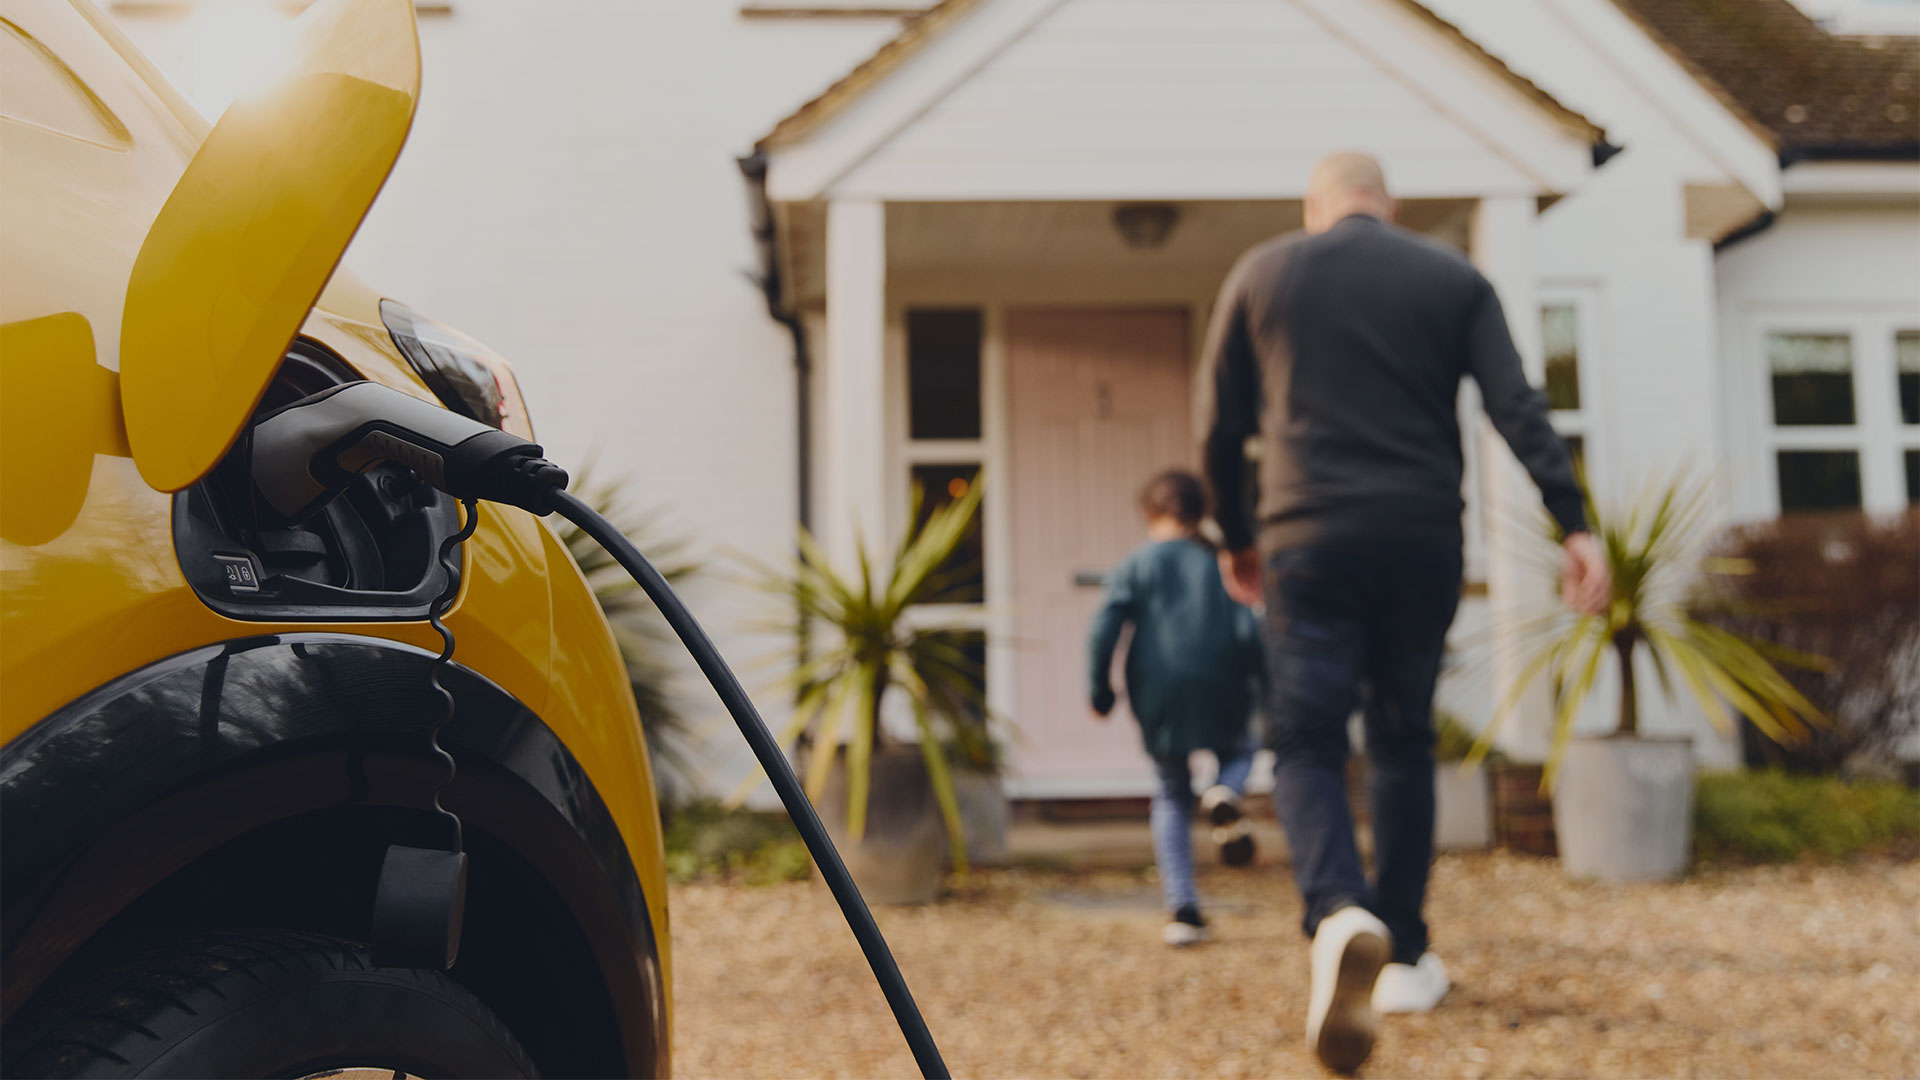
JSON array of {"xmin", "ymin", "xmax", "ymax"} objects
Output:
[{"xmin": 1073, "ymin": 569, "xmax": 1107, "ymax": 588}]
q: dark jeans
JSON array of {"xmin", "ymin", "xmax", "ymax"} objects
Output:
[{"xmin": 1262, "ymin": 536, "xmax": 1461, "ymax": 965}]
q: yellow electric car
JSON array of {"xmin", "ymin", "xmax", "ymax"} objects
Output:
[{"xmin": 0, "ymin": 0, "xmax": 669, "ymax": 1074}]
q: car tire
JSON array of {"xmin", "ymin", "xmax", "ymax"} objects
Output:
[{"xmin": 3, "ymin": 929, "xmax": 538, "ymax": 1079}]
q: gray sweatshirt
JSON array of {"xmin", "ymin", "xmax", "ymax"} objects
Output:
[{"xmin": 1200, "ymin": 213, "xmax": 1587, "ymax": 552}]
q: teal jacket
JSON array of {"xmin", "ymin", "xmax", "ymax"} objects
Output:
[{"xmin": 1087, "ymin": 537, "xmax": 1264, "ymax": 758}]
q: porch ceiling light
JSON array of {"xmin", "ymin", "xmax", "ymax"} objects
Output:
[{"xmin": 1112, "ymin": 203, "xmax": 1180, "ymax": 250}]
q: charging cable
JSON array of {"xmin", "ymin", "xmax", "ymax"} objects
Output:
[
  {"xmin": 546, "ymin": 488, "xmax": 949, "ymax": 1079},
  {"xmin": 249, "ymin": 380, "xmax": 951, "ymax": 1079}
]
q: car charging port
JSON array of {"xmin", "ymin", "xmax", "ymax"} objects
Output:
[{"xmin": 172, "ymin": 341, "xmax": 464, "ymax": 622}]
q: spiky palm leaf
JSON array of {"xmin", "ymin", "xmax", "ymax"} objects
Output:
[
  {"xmin": 1468, "ymin": 469, "xmax": 1827, "ymax": 788},
  {"xmin": 552, "ymin": 466, "xmax": 704, "ymax": 800},
  {"xmin": 735, "ymin": 474, "xmax": 990, "ymax": 875}
]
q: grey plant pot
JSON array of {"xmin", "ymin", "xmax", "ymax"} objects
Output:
[
  {"xmin": 815, "ymin": 745, "xmax": 946, "ymax": 905},
  {"xmin": 949, "ymin": 768, "xmax": 1009, "ymax": 867},
  {"xmin": 1552, "ymin": 736, "xmax": 1694, "ymax": 881},
  {"xmin": 1433, "ymin": 762, "xmax": 1492, "ymax": 851}
]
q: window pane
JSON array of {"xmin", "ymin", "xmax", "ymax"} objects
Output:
[
  {"xmin": 1776, "ymin": 450, "xmax": 1862, "ymax": 513},
  {"xmin": 1560, "ymin": 432, "xmax": 1586, "ymax": 480},
  {"xmin": 1907, "ymin": 450, "xmax": 1919, "ymax": 505},
  {"xmin": 1542, "ymin": 304, "xmax": 1580, "ymax": 411},
  {"xmin": 907, "ymin": 309, "xmax": 982, "ymax": 440},
  {"xmin": 1768, "ymin": 332, "xmax": 1855, "ymax": 426},
  {"xmin": 909, "ymin": 463, "xmax": 984, "ymax": 603},
  {"xmin": 1898, "ymin": 330, "xmax": 1919, "ymax": 425}
]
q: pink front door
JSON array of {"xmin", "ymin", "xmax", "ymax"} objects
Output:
[{"xmin": 1006, "ymin": 307, "xmax": 1193, "ymax": 793}]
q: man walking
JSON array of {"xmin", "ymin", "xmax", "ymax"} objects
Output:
[{"xmin": 1200, "ymin": 152, "xmax": 1609, "ymax": 1073}]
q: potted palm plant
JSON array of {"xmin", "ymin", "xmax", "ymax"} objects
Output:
[
  {"xmin": 1432, "ymin": 711, "xmax": 1492, "ymax": 850},
  {"xmin": 1469, "ymin": 470, "xmax": 1825, "ymax": 880},
  {"xmin": 739, "ymin": 475, "xmax": 990, "ymax": 903},
  {"xmin": 943, "ymin": 707, "xmax": 1011, "ymax": 867}
]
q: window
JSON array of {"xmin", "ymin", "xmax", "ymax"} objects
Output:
[
  {"xmin": 1777, "ymin": 451, "xmax": 1862, "ymax": 513},
  {"xmin": 1538, "ymin": 291, "xmax": 1597, "ymax": 486},
  {"xmin": 1757, "ymin": 321, "xmax": 1918, "ymax": 515},
  {"xmin": 1561, "ymin": 433, "xmax": 1586, "ymax": 479},
  {"xmin": 907, "ymin": 464, "xmax": 984, "ymax": 603},
  {"xmin": 1768, "ymin": 332, "xmax": 1856, "ymax": 426},
  {"xmin": 1542, "ymin": 303, "xmax": 1581, "ymax": 412},
  {"xmin": 901, "ymin": 307, "xmax": 987, "ymax": 608},
  {"xmin": 907, "ymin": 309, "xmax": 982, "ymax": 440},
  {"xmin": 1898, "ymin": 330, "xmax": 1919, "ymax": 427}
]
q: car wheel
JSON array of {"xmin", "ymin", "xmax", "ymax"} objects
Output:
[{"xmin": 4, "ymin": 929, "xmax": 537, "ymax": 1079}]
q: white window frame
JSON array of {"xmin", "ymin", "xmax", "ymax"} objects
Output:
[
  {"xmin": 893, "ymin": 306, "xmax": 993, "ymax": 630},
  {"xmin": 1747, "ymin": 310, "xmax": 1915, "ymax": 517},
  {"xmin": 1538, "ymin": 284, "xmax": 1604, "ymax": 493}
]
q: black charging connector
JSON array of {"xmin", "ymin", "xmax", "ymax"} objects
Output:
[
  {"xmin": 250, "ymin": 382, "xmax": 566, "ymax": 524},
  {"xmin": 246, "ymin": 381, "xmax": 950, "ymax": 1079}
]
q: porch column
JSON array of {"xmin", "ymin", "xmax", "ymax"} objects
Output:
[
  {"xmin": 1472, "ymin": 195, "xmax": 1554, "ymax": 763},
  {"xmin": 823, "ymin": 198, "xmax": 889, "ymax": 575}
]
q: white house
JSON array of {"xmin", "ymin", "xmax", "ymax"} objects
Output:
[{"xmin": 110, "ymin": 0, "xmax": 1920, "ymax": 799}]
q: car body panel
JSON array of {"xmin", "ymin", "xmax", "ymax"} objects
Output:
[{"xmin": 0, "ymin": 0, "xmax": 671, "ymax": 1048}]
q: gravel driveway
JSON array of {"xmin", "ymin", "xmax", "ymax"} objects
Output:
[{"xmin": 669, "ymin": 852, "xmax": 1919, "ymax": 1078}]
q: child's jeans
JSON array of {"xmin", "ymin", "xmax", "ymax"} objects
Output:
[{"xmin": 1150, "ymin": 743, "xmax": 1257, "ymax": 912}]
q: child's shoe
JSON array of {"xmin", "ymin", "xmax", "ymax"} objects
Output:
[
  {"xmin": 1213, "ymin": 821, "xmax": 1257, "ymax": 867},
  {"xmin": 1200, "ymin": 783, "xmax": 1243, "ymax": 826},
  {"xmin": 1162, "ymin": 904, "xmax": 1212, "ymax": 947},
  {"xmin": 1202, "ymin": 785, "xmax": 1256, "ymax": 866}
]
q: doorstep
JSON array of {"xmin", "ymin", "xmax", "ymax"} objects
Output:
[{"xmin": 1005, "ymin": 809, "xmax": 1293, "ymax": 871}]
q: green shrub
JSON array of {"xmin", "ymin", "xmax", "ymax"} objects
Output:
[
  {"xmin": 1697, "ymin": 510, "xmax": 1919, "ymax": 777},
  {"xmin": 1693, "ymin": 770, "xmax": 1920, "ymax": 864},
  {"xmin": 664, "ymin": 799, "xmax": 811, "ymax": 885}
]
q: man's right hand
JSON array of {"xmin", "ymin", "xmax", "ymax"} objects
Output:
[
  {"xmin": 1561, "ymin": 531, "xmax": 1611, "ymax": 616},
  {"xmin": 1219, "ymin": 546, "xmax": 1262, "ymax": 607}
]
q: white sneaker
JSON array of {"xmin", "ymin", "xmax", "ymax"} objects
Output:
[
  {"xmin": 1372, "ymin": 952, "xmax": 1449, "ymax": 1014},
  {"xmin": 1305, "ymin": 906, "xmax": 1391, "ymax": 1075}
]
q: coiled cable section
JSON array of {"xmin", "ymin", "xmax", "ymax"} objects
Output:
[{"xmin": 424, "ymin": 495, "xmax": 481, "ymax": 853}]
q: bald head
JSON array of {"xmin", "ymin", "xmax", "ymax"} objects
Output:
[{"xmin": 1304, "ymin": 151, "xmax": 1395, "ymax": 234}]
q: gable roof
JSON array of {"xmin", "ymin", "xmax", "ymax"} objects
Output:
[
  {"xmin": 1611, "ymin": 0, "xmax": 1920, "ymax": 160},
  {"xmin": 756, "ymin": 0, "xmax": 1605, "ymax": 152},
  {"xmin": 757, "ymin": 0, "xmax": 978, "ymax": 152}
]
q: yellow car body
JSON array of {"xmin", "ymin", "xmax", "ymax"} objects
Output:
[{"xmin": 1, "ymin": 0, "xmax": 669, "ymax": 1074}]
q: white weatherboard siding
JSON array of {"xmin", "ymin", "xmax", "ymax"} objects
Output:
[{"xmin": 825, "ymin": 0, "xmax": 1581, "ymax": 201}]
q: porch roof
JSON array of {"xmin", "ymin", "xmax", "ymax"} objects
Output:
[
  {"xmin": 757, "ymin": 0, "xmax": 1613, "ymax": 203},
  {"xmin": 755, "ymin": 0, "xmax": 1605, "ymax": 153}
]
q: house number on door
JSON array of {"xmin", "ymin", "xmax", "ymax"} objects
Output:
[{"xmin": 1094, "ymin": 381, "xmax": 1113, "ymax": 419}]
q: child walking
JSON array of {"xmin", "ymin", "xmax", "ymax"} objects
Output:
[{"xmin": 1089, "ymin": 469, "xmax": 1265, "ymax": 946}]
